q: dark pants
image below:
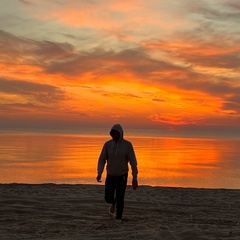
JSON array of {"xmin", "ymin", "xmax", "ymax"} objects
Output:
[{"xmin": 105, "ymin": 173, "xmax": 128, "ymax": 219}]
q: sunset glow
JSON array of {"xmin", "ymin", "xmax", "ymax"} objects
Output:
[{"xmin": 0, "ymin": 0, "xmax": 239, "ymax": 132}]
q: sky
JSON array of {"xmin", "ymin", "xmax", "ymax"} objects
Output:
[{"xmin": 0, "ymin": 0, "xmax": 240, "ymax": 133}]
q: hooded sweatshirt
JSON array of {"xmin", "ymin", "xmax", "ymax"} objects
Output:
[{"xmin": 97, "ymin": 124, "xmax": 138, "ymax": 180}]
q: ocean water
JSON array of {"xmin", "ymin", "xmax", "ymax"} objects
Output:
[{"xmin": 0, "ymin": 130, "xmax": 240, "ymax": 189}]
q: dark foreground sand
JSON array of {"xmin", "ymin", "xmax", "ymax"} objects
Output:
[{"xmin": 0, "ymin": 184, "xmax": 239, "ymax": 240}]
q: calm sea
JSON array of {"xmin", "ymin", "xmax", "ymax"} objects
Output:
[{"xmin": 0, "ymin": 129, "xmax": 240, "ymax": 189}]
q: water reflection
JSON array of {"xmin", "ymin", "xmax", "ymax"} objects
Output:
[
  {"xmin": 132, "ymin": 137, "xmax": 240, "ymax": 189},
  {"xmin": 0, "ymin": 134, "xmax": 240, "ymax": 189}
]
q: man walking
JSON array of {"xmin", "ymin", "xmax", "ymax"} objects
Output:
[{"xmin": 96, "ymin": 124, "xmax": 138, "ymax": 222}]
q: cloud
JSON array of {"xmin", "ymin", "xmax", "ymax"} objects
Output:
[
  {"xmin": 1, "ymin": 29, "xmax": 240, "ymax": 100},
  {"xmin": 174, "ymin": 30, "xmax": 240, "ymax": 69},
  {"xmin": 0, "ymin": 103, "xmax": 51, "ymax": 114},
  {"xmin": 222, "ymin": 95, "xmax": 240, "ymax": 114},
  {"xmin": 1, "ymin": 0, "xmax": 240, "ymax": 132},
  {"xmin": 44, "ymin": 47, "xmax": 181, "ymax": 79},
  {"xmin": 91, "ymin": 87, "xmax": 143, "ymax": 100},
  {"xmin": 0, "ymin": 31, "xmax": 178, "ymax": 79},
  {"xmin": 19, "ymin": 0, "xmax": 33, "ymax": 5},
  {"xmin": 184, "ymin": 0, "xmax": 240, "ymax": 22},
  {"xmin": 0, "ymin": 30, "xmax": 75, "ymax": 65},
  {"xmin": 227, "ymin": 2, "xmax": 240, "ymax": 10},
  {"xmin": 2, "ymin": 29, "xmax": 240, "ymax": 116},
  {"xmin": 152, "ymin": 98, "xmax": 165, "ymax": 102},
  {"xmin": 0, "ymin": 77, "xmax": 67, "ymax": 104},
  {"xmin": 149, "ymin": 113, "xmax": 199, "ymax": 126}
]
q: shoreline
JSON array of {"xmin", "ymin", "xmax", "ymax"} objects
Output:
[
  {"xmin": 0, "ymin": 184, "xmax": 240, "ymax": 239},
  {"xmin": 1, "ymin": 182, "xmax": 240, "ymax": 191}
]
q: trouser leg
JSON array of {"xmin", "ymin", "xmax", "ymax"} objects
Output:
[
  {"xmin": 116, "ymin": 173, "xmax": 128, "ymax": 219},
  {"xmin": 105, "ymin": 174, "xmax": 116, "ymax": 205}
]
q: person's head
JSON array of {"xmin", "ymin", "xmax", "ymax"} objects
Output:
[
  {"xmin": 110, "ymin": 129, "xmax": 120, "ymax": 142},
  {"xmin": 110, "ymin": 124, "xmax": 123, "ymax": 142}
]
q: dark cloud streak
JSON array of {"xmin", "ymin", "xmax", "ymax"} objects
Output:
[
  {"xmin": 19, "ymin": 0, "xmax": 33, "ymax": 5},
  {"xmin": 0, "ymin": 77, "xmax": 67, "ymax": 104}
]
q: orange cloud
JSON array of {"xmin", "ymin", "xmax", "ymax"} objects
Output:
[{"xmin": 149, "ymin": 113, "xmax": 200, "ymax": 126}]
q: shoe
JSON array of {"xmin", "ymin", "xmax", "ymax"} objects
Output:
[
  {"xmin": 116, "ymin": 219, "xmax": 122, "ymax": 223},
  {"xmin": 108, "ymin": 204, "xmax": 115, "ymax": 217}
]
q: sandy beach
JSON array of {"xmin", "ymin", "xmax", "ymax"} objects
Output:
[{"xmin": 0, "ymin": 184, "xmax": 239, "ymax": 240}]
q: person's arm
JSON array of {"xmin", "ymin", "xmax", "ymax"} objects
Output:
[
  {"xmin": 128, "ymin": 142, "xmax": 138, "ymax": 190},
  {"xmin": 96, "ymin": 142, "xmax": 108, "ymax": 182}
]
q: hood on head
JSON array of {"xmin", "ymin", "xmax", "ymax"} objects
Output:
[{"xmin": 110, "ymin": 124, "xmax": 123, "ymax": 139}]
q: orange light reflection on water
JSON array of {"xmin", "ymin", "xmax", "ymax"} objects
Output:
[
  {"xmin": 131, "ymin": 137, "xmax": 221, "ymax": 188},
  {"xmin": 0, "ymin": 134, "xmax": 240, "ymax": 189},
  {"xmin": 0, "ymin": 134, "xmax": 106, "ymax": 184}
]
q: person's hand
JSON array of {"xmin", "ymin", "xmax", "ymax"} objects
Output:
[
  {"xmin": 96, "ymin": 174, "xmax": 102, "ymax": 182},
  {"xmin": 132, "ymin": 179, "xmax": 138, "ymax": 190}
]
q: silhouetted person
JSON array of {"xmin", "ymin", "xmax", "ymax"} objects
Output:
[{"xmin": 96, "ymin": 124, "xmax": 138, "ymax": 222}]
